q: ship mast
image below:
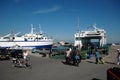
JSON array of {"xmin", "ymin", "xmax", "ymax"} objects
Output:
[
  {"xmin": 39, "ymin": 24, "xmax": 43, "ymax": 35},
  {"xmin": 31, "ymin": 24, "xmax": 34, "ymax": 34},
  {"xmin": 77, "ymin": 16, "xmax": 80, "ymax": 34}
]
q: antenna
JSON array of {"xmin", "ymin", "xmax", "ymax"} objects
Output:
[
  {"xmin": 31, "ymin": 24, "xmax": 34, "ymax": 34},
  {"xmin": 39, "ymin": 24, "xmax": 42, "ymax": 34},
  {"xmin": 77, "ymin": 16, "xmax": 80, "ymax": 33}
]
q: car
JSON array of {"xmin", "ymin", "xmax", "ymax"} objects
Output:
[
  {"xmin": 10, "ymin": 49, "xmax": 23, "ymax": 58},
  {"xmin": 0, "ymin": 48, "xmax": 10, "ymax": 60},
  {"xmin": 32, "ymin": 48, "xmax": 50, "ymax": 54},
  {"xmin": 32, "ymin": 48, "xmax": 41, "ymax": 53}
]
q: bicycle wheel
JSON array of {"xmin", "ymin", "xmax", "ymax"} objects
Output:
[{"xmin": 26, "ymin": 62, "xmax": 32, "ymax": 69}]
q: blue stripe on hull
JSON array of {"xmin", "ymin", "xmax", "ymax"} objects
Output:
[
  {"xmin": 2, "ymin": 45, "xmax": 53, "ymax": 49},
  {"xmin": 35, "ymin": 45, "xmax": 52, "ymax": 49}
]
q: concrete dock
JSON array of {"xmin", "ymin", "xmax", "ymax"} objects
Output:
[{"xmin": 0, "ymin": 45, "xmax": 120, "ymax": 80}]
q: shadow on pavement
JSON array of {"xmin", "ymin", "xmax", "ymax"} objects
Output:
[
  {"xmin": 87, "ymin": 60, "xmax": 117, "ymax": 65},
  {"xmin": 105, "ymin": 61, "xmax": 116, "ymax": 65},
  {"xmin": 61, "ymin": 61, "xmax": 79, "ymax": 67},
  {"xmin": 61, "ymin": 61, "xmax": 73, "ymax": 66},
  {"xmin": 87, "ymin": 61, "xmax": 96, "ymax": 64},
  {"xmin": 91, "ymin": 78, "xmax": 101, "ymax": 80}
]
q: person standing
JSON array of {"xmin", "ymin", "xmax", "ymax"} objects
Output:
[
  {"xmin": 117, "ymin": 49, "xmax": 120, "ymax": 65},
  {"xmin": 49, "ymin": 49, "xmax": 52, "ymax": 58},
  {"xmin": 71, "ymin": 46, "xmax": 81, "ymax": 66},
  {"xmin": 65, "ymin": 48, "xmax": 72, "ymax": 64},
  {"xmin": 23, "ymin": 50, "xmax": 28, "ymax": 60},
  {"xmin": 74, "ymin": 50, "xmax": 81, "ymax": 66},
  {"xmin": 95, "ymin": 49, "xmax": 100, "ymax": 64}
]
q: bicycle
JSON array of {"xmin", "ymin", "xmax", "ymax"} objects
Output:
[
  {"xmin": 12, "ymin": 56, "xmax": 32, "ymax": 69},
  {"xmin": 23, "ymin": 56, "xmax": 32, "ymax": 69}
]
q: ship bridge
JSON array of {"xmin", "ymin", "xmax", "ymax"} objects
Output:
[{"xmin": 74, "ymin": 24, "xmax": 106, "ymax": 48}]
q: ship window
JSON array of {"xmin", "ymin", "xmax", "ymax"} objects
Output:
[
  {"xmin": 3, "ymin": 37, "xmax": 9, "ymax": 39},
  {"xmin": 13, "ymin": 37, "xmax": 15, "ymax": 39},
  {"xmin": 36, "ymin": 37, "xmax": 38, "ymax": 39},
  {"xmin": 76, "ymin": 37, "xmax": 81, "ymax": 40},
  {"xmin": 24, "ymin": 38, "xmax": 27, "ymax": 41}
]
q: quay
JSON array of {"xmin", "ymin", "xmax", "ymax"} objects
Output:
[{"xmin": 0, "ymin": 45, "xmax": 119, "ymax": 80}]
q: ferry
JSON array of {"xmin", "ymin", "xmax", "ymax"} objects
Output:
[
  {"xmin": 74, "ymin": 17, "xmax": 106, "ymax": 48},
  {"xmin": 0, "ymin": 24, "xmax": 53, "ymax": 49},
  {"xmin": 74, "ymin": 24, "xmax": 106, "ymax": 48}
]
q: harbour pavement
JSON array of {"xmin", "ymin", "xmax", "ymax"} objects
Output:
[
  {"xmin": 0, "ymin": 45, "xmax": 120, "ymax": 80},
  {"xmin": 29, "ymin": 52, "xmax": 119, "ymax": 80}
]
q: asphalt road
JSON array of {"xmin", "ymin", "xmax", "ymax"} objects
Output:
[{"xmin": 0, "ymin": 54, "xmax": 119, "ymax": 80}]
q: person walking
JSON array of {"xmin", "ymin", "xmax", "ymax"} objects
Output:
[
  {"xmin": 95, "ymin": 49, "xmax": 100, "ymax": 64},
  {"xmin": 117, "ymin": 49, "xmax": 120, "ymax": 65}
]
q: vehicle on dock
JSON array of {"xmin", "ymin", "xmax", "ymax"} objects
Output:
[{"xmin": 0, "ymin": 48, "xmax": 10, "ymax": 60}]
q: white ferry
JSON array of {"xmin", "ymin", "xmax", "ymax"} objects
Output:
[
  {"xmin": 0, "ymin": 24, "xmax": 53, "ymax": 49},
  {"xmin": 74, "ymin": 24, "xmax": 106, "ymax": 48}
]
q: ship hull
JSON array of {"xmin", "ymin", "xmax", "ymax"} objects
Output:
[{"xmin": 0, "ymin": 41, "xmax": 53, "ymax": 49}]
